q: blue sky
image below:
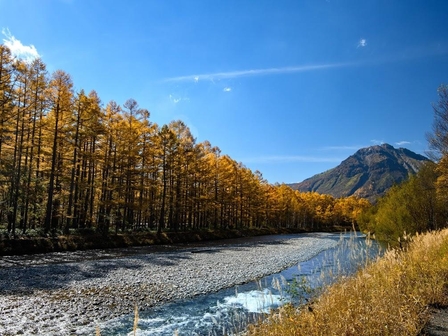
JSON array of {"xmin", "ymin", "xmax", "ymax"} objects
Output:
[{"xmin": 1, "ymin": 0, "xmax": 448, "ymax": 184}]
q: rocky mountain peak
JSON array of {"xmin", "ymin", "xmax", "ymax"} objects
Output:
[{"xmin": 288, "ymin": 144, "xmax": 431, "ymax": 202}]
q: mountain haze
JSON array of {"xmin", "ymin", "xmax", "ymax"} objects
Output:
[{"xmin": 288, "ymin": 144, "xmax": 431, "ymax": 202}]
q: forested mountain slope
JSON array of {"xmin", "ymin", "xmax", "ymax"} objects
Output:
[{"xmin": 288, "ymin": 144, "xmax": 431, "ymax": 202}]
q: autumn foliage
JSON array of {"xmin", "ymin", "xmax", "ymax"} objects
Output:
[
  {"xmin": 357, "ymin": 85, "xmax": 448, "ymax": 244},
  {"xmin": 0, "ymin": 45, "xmax": 369, "ymax": 238}
]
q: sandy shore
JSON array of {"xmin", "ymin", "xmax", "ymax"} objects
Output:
[{"xmin": 0, "ymin": 233, "xmax": 338, "ymax": 335}]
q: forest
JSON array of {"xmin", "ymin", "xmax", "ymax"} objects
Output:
[{"xmin": 0, "ymin": 44, "xmax": 373, "ymax": 238}]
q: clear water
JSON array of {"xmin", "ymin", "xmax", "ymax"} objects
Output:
[{"xmin": 100, "ymin": 232, "xmax": 383, "ymax": 336}]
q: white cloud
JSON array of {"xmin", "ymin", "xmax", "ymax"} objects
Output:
[
  {"xmin": 357, "ymin": 38, "xmax": 367, "ymax": 48},
  {"xmin": 395, "ymin": 141, "xmax": 411, "ymax": 146},
  {"xmin": 223, "ymin": 87, "xmax": 232, "ymax": 92},
  {"xmin": 169, "ymin": 94, "xmax": 181, "ymax": 104},
  {"xmin": 2, "ymin": 28, "xmax": 40, "ymax": 63},
  {"xmin": 370, "ymin": 139, "xmax": 385, "ymax": 145},
  {"xmin": 164, "ymin": 62, "xmax": 350, "ymax": 82}
]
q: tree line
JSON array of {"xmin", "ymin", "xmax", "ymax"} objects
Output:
[{"xmin": 0, "ymin": 44, "xmax": 369, "ymax": 237}]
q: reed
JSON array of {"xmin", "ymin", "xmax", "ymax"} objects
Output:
[
  {"xmin": 247, "ymin": 229, "xmax": 448, "ymax": 335},
  {"xmin": 133, "ymin": 304, "xmax": 139, "ymax": 336}
]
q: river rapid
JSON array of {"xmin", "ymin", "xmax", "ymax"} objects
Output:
[
  {"xmin": 101, "ymin": 232, "xmax": 382, "ymax": 335},
  {"xmin": 0, "ymin": 232, "xmax": 381, "ymax": 335}
]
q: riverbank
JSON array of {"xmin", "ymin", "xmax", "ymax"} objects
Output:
[
  {"xmin": 0, "ymin": 233, "xmax": 338, "ymax": 335},
  {"xmin": 0, "ymin": 226, "xmax": 349, "ymax": 256},
  {"xmin": 248, "ymin": 229, "xmax": 448, "ymax": 336}
]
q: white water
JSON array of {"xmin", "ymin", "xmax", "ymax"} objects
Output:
[
  {"xmin": 224, "ymin": 288, "xmax": 283, "ymax": 313},
  {"xmin": 100, "ymin": 233, "xmax": 382, "ymax": 336},
  {"xmin": 102, "ymin": 288, "xmax": 284, "ymax": 336}
]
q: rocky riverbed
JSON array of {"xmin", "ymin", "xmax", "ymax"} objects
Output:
[{"xmin": 0, "ymin": 233, "xmax": 338, "ymax": 335}]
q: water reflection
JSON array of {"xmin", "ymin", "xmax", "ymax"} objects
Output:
[{"xmin": 100, "ymin": 232, "xmax": 383, "ymax": 336}]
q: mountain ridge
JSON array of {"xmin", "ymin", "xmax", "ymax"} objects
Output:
[{"xmin": 288, "ymin": 144, "xmax": 431, "ymax": 202}]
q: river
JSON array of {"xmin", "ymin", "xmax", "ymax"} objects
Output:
[{"xmin": 99, "ymin": 232, "xmax": 383, "ymax": 336}]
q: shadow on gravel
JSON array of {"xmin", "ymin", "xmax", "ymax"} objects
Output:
[
  {"xmin": 0, "ymin": 252, "xmax": 193, "ymax": 294},
  {"xmin": 0, "ymin": 233, "xmax": 318, "ymax": 294}
]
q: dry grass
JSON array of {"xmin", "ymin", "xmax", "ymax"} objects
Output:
[
  {"xmin": 247, "ymin": 229, "xmax": 448, "ymax": 336},
  {"xmin": 133, "ymin": 304, "xmax": 139, "ymax": 336}
]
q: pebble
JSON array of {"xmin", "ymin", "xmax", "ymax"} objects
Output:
[{"xmin": 0, "ymin": 234, "xmax": 337, "ymax": 335}]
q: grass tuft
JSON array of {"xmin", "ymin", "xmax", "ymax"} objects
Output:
[{"xmin": 247, "ymin": 229, "xmax": 448, "ymax": 336}]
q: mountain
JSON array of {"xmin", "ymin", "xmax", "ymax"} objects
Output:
[{"xmin": 288, "ymin": 144, "xmax": 431, "ymax": 202}]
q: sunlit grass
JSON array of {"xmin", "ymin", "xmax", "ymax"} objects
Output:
[{"xmin": 247, "ymin": 229, "xmax": 448, "ymax": 336}]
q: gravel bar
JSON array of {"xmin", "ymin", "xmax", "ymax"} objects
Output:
[{"xmin": 0, "ymin": 233, "xmax": 338, "ymax": 335}]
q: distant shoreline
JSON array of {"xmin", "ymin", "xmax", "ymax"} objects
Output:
[{"xmin": 0, "ymin": 225, "xmax": 350, "ymax": 256}]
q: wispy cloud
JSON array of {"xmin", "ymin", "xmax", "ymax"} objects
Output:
[
  {"xmin": 164, "ymin": 62, "xmax": 349, "ymax": 82},
  {"xmin": 357, "ymin": 38, "xmax": 367, "ymax": 48},
  {"xmin": 323, "ymin": 141, "xmax": 413, "ymax": 150},
  {"xmin": 241, "ymin": 155, "xmax": 342, "ymax": 164},
  {"xmin": 165, "ymin": 45, "xmax": 448, "ymax": 84},
  {"xmin": 370, "ymin": 139, "xmax": 385, "ymax": 145},
  {"xmin": 169, "ymin": 94, "xmax": 182, "ymax": 104},
  {"xmin": 223, "ymin": 87, "xmax": 232, "ymax": 92},
  {"xmin": 2, "ymin": 28, "xmax": 40, "ymax": 63}
]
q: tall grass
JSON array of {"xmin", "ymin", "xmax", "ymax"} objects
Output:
[{"xmin": 247, "ymin": 229, "xmax": 448, "ymax": 336}]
